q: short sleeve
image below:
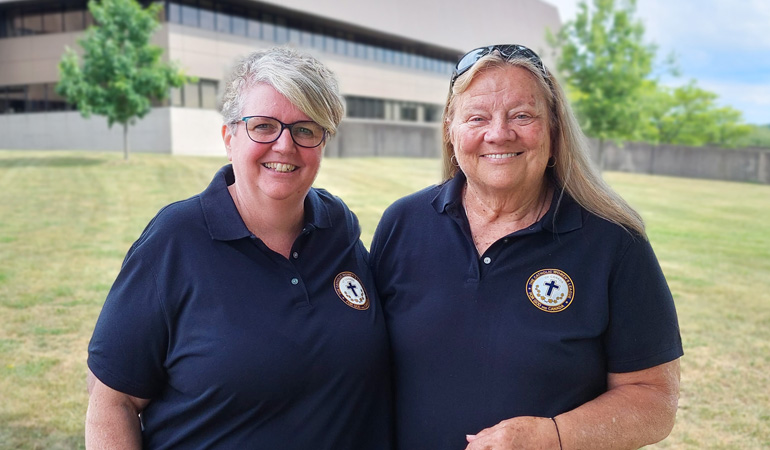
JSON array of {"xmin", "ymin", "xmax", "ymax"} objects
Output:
[
  {"xmin": 604, "ymin": 237, "xmax": 684, "ymax": 373},
  {"xmin": 87, "ymin": 247, "xmax": 169, "ymax": 399}
]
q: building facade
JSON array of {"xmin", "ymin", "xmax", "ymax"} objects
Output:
[{"xmin": 0, "ymin": 0, "xmax": 560, "ymax": 156}]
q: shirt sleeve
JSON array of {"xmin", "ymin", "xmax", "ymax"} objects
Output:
[
  {"xmin": 87, "ymin": 243, "xmax": 170, "ymax": 399},
  {"xmin": 603, "ymin": 237, "xmax": 684, "ymax": 373}
]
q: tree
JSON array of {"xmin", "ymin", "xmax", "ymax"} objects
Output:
[
  {"xmin": 57, "ymin": 0, "xmax": 191, "ymax": 159},
  {"xmin": 549, "ymin": 0, "xmax": 656, "ymax": 168},
  {"xmin": 642, "ymin": 81, "xmax": 751, "ymax": 147}
]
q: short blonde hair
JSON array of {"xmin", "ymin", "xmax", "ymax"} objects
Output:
[
  {"xmin": 442, "ymin": 51, "xmax": 646, "ymax": 237},
  {"xmin": 221, "ymin": 47, "xmax": 345, "ymax": 137}
]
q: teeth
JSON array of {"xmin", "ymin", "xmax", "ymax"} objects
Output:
[
  {"xmin": 263, "ymin": 162, "xmax": 297, "ymax": 172},
  {"xmin": 485, "ymin": 152, "xmax": 522, "ymax": 159}
]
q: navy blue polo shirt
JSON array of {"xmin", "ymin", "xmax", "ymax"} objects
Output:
[
  {"xmin": 88, "ymin": 165, "xmax": 392, "ymax": 449},
  {"xmin": 370, "ymin": 173, "xmax": 683, "ymax": 450}
]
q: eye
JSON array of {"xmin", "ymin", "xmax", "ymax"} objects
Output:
[
  {"xmin": 294, "ymin": 126, "xmax": 315, "ymax": 137},
  {"xmin": 466, "ymin": 116, "xmax": 487, "ymax": 125}
]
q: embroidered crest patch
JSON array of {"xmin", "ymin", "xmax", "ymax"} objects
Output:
[
  {"xmin": 526, "ymin": 268, "xmax": 574, "ymax": 313},
  {"xmin": 334, "ymin": 271, "xmax": 370, "ymax": 310}
]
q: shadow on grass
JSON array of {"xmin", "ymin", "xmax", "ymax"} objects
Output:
[{"xmin": 0, "ymin": 156, "xmax": 107, "ymax": 168}]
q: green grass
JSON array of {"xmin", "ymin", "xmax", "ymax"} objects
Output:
[{"xmin": 1, "ymin": 150, "xmax": 768, "ymax": 448}]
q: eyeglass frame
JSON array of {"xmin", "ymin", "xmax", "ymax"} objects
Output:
[
  {"xmin": 237, "ymin": 115, "xmax": 328, "ymax": 148},
  {"xmin": 449, "ymin": 44, "xmax": 550, "ymax": 88}
]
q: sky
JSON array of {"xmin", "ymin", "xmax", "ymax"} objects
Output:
[{"xmin": 544, "ymin": 0, "xmax": 770, "ymax": 125}]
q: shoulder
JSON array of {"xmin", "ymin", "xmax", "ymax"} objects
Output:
[
  {"xmin": 128, "ymin": 195, "xmax": 206, "ymax": 256},
  {"xmin": 380, "ymin": 184, "xmax": 443, "ymax": 222},
  {"xmin": 309, "ymin": 187, "xmax": 361, "ymax": 237}
]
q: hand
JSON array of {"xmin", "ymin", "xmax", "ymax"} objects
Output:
[{"xmin": 465, "ymin": 416, "xmax": 559, "ymax": 450}]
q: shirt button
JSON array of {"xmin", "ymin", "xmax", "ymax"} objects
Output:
[
  {"xmin": 291, "ymin": 278, "xmax": 299, "ymax": 285},
  {"xmin": 292, "ymin": 252, "xmax": 299, "ymax": 259},
  {"xmin": 483, "ymin": 257, "xmax": 492, "ymax": 264}
]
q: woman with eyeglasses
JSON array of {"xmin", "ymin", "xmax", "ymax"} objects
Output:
[
  {"xmin": 370, "ymin": 45, "xmax": 682, "ymax": 449},
  {"xmin": 85, "ymin": 47, "xmax": 392, "ymax": 449}
]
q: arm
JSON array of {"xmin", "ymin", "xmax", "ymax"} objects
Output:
[
  {"xmin": 465, "ymin": 359, "xmax": 680, "ymax": 450},
  {"xmin": 85, "ymin": 369, "xmax": 151, "ymax": 449}
]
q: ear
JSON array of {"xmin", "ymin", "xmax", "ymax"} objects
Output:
[{"xmin": 222, "ymin": 124, "xmax": 233, "ymax": 161}]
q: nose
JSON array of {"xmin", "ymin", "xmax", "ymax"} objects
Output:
[
  {"xmin": 484, "ymin": 118, "xmax": 516, "ymax": 144},
  {"xmin": 271, "ymin": 126, "xmax": 297, "ymax": 152}
]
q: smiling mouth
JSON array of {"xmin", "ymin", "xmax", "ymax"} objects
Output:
[
  {"xmin": 483, "ymin": 152, "xmax": 524, "ymax": 159},
  {"xmin": 263, "ymin": 162, "xmax": 297, "ymax": 173}
]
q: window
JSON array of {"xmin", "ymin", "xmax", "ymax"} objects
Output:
[
  {"xmin": 42, "ymin": 11, "xmax": 62, "ymax": 33},
  {"xmin": 63, "ymin": 9, "xmax": 84, "ymax": 31},
  {"xmin": 261, "ymin": 14, "xmax": 274, "ymax": 41},
  {"xmin": 184, "ymin": 82, "xmax": 200, "ymax": 108},
  {"xmin": 231, "ymin": 8, "xmax": 246, "ymax": 36},
  {"xmin": 199, "ymin": 1, "xmax": 215, "ymax": 31},
  {"xmin": 215, "ymin": 4, "xmax": 230, "ymax": 33},
  {"xmin": 180, "ymin": 0, "xmax": 197, "ymax": 27},
  {"xmin": 200, "ymin": 80, "xmax": 218, "ymax": 109}
]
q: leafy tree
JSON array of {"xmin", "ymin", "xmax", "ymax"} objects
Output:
[
  {"xmin": 57, "ymin": 0, "xmax": 191, "ymax": 159},
  {"xmin": 642, "ymin": 81, "xmax": 751, "ymax": 147},
  {"xmin": 549, "ymin": 0, "xmax": 656, "ymax": 168},
  {"xmin": 735, "ymin": 124, "xmax": 770, "ymax": 149}
]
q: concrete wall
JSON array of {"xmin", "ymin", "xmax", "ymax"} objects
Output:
[
  {"xmin": 325, "ymin": 119, "xmax": 442, "ymax": 158},
  {"xmin": 0, "ymin": 109, "xmax": 171, "ymax": 152},
  {"xmin": 598, "ymin": 140, "xmax": 770, "ymax": 184}
]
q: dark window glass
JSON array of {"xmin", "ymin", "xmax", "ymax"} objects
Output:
[
  {"xmin": 42, "ymin": 11, "xmax": 63, "ymax": 33},
  {"xmin": 46, "ymin": 84, "xmax": 69, "ymax": 111},
  {"xmin": 63, "ymin": 9, "xmax": 84, "ymax": 32},
  {"xmin": 215, "ymin": 4, "xmax": 230, "ymax": 33},
  {"xmin": 199, "ymin": 1, "xmax": 215, "ymax": 30},
  {"xmin": 261, "ymin": 14, "xmax": 274, "ymax": 41},
  {"xmin": 167, "ymin": 2, "xmax": 181, "ymax": 24},
  {"xmin": 274, "ymin": 17, "xmax": 288, "ymax": 43},
  {"xmin": 247, "ymin": 17, "xmax": 260, "ymax": 39},
  {"xmin": 180, "ymin": 0, "xmax": 197, "ymax": 26},
  {"xmin": 0, "ymin": 87, "xmax": 7, "ymax": 114},
  {"xmin": 26, "ymin": 84, "xmax": 46, "ymax": 112},
  {"xmin": 231, "ymin": 13, "xmax": 246, "ymax": 36},
  {"xmin": 400, "ymin": 104, "xmax": 418, "ymax": 121},
  {"xmin": 23, "ymin": 12, "xmax": 44, "ymax": 35},
  {"xmin": 7, "ymin": 86, "xmax": 26, "ymax": 113}
]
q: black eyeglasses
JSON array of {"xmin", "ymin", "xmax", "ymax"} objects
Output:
[
  {"xmin": 450, "ymin": 44, "xmax": 549, "ymax": 88},
  {"xmin": 238, "ymin": 116, "xmax": 327, "ymax": 148}
]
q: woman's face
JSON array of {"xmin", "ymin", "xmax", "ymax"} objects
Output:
[
  {"xmin": 223, "ymin": 83, "xmax": 323, "ymax": 205},
  {"xmin": 450, "ymin": 65, "xmax": 551, "ymax": 197}
]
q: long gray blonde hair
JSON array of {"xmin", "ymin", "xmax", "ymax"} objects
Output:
[{"xmin": 442, "ymin": 52, "xmax": 646, "ymax": 238}]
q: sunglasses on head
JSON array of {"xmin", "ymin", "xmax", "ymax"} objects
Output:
[{"xmin": 450, "ymin": 44, "xmax": 549, "ymax": 88}]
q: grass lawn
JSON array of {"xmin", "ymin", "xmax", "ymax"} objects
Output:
[{"xmin": 0, "ymin": 150, "xmax": 768, "ymax": 448}]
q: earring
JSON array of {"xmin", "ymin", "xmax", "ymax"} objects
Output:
[
  {"xmin": 450, "ymin": 154, "xmax": 459, "ymax": 167},
  {"xmin": 547, "ymin": 156, "xmax": 556, "ymax": 168}
]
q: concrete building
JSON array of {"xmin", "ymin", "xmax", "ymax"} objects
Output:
[{"xmin": 0, "ymin": 0, "xmax": 561, "ymax": 156}]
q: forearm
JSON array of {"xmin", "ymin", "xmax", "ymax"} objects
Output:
[
  {"xmin": 85, "ymin": 370, "xmax": 148, "ymax": 449},
  {"xmin": 555, "ymin": 362, "xmax": 680, "ymax": 449},
  {"xmin": 85, "ymin": 400, "xmax": 143, "ymax": 449}
]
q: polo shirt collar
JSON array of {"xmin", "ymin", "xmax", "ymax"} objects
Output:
[
  {"xmin": 200, "ymin": 165, "xmax": 332, "ymax": 241},
  {"xmin": 431, "ymin": 171, "xmax": 583, "ymax": 234}
]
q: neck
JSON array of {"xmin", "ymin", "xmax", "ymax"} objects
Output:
[
  {"xmin": 228, "ymin": 184, "xmax": 305, "ymax": 257},
  {"xmin": 463, "ymin": 180, "xmax": 550, "ymax": 226}
]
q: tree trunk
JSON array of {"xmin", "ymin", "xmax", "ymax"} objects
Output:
[{"xmin": 123, "ymin": 123, "xmax": 129, "ymax": 160}]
